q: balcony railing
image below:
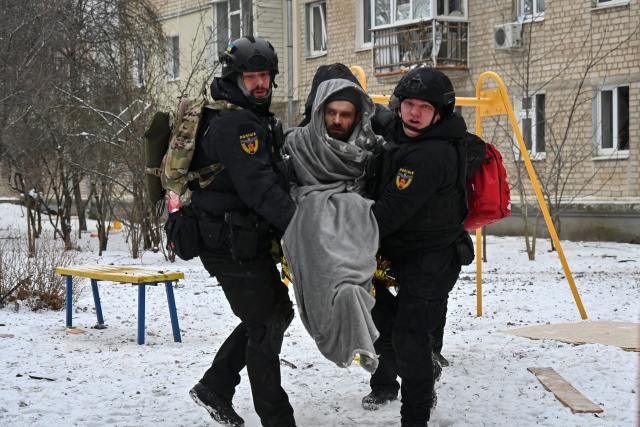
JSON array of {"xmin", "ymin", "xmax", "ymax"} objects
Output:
[{"xmin": 373, "ymin": 20, "xmax": 468, "ymax": 75}]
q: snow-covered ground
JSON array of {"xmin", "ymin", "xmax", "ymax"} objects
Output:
[{"xmin": 0, "ymin": 203, "xmax": 638, "ymax": 426}]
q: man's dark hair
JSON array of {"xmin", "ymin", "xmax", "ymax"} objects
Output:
[
  {"xmin": 299, "ymin": 63, "xmax": 362, "ymax": 127},
  {"xmin": 324, "ymin": 87, "xmax": 362, "ymax": 113}
]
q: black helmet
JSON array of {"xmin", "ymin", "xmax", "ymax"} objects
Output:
[
  {"xmin": 393, "ymin": 68, "xmax": 456, "ymax": 117},
  {"xmin": 219, "ymin": 36, "xmax": 279, "ymax": 81}
]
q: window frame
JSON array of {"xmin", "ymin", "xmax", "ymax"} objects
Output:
[
  {"xmin": 356, "ymin": 0, "xmax": 375, "ymax": 50},
  {"xmin": 592, "ymin": 0, "xmax": 630, "ymax": 9},
  {"xmin": 594, "ymin": 84, "xmax": 630, "ymax": 157},
  {"xmin": 372, "ymin": 0, "xmax": 467, "ymax": 29},
  {"xmin": 166, "ymin": 35, "xmax": 180, "ymax": 81},
  {"xmin": 515, "ymin": 91, "xmax": 546, "ymax": 160},
  {"xmin": 518, "ymin": 0, "xmax": 545, "ymax": 22},
  {"xmin": 435, "ymin": 0, "xmax": 467, "ymax": 20},
  {"xmin": 228, "ymin": 0, "xmax": 241, "ymax": 41},
  {"xmin": 306, "ymin": 1, "xmax": 327, "ymax": 57}
]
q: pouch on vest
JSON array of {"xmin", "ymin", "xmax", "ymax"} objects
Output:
[
  {"xmin": 144, "ymin": 111, "xmax": 172, "ymax": 206},
  {"xmin": 164, "ymin": 207, "xmax": 201, "ymax": 260},
  {"xmin": 455, "ymin": 232, "xmax": 474, "ymax": 266},
  {"xmin": 225, "ymin": 212, "xmax": 260, "ymax": 262},
  {"xmin": 199, "ymin": 218, "xmax": 225, "ymax": 251}
]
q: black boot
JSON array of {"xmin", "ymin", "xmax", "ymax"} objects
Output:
[
  {"xmin": 432, "ymin": 351, "xmax": 449, "ymax": 367},
  {"xmin": 190, "ymin": 382, "xmax": 245, "ymax": 426},
  {"xmin": 361, "ymin": 389, "xmax": 398, "ymax": 410},
  {"xmin": 433, "ymin": 356, "xmax": 442, "ymax": 383}
]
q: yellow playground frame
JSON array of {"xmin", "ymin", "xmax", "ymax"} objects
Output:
[{"xmin": 350, "ymin": 66, "xmax": 587, "ymax": 320}]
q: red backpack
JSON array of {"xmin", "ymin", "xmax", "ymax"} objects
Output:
[{"xmin": 463, "ymin": 143, "xmax": 511, "ymax": 231}]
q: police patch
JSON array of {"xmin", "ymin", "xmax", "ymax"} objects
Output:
[
  {"xmin": 395, "ymin": 168, "xmax": 414, "ymax": 190},
  {"xmin": 239, "ymin": 131, "xmax": 260, "ymax": 155}
]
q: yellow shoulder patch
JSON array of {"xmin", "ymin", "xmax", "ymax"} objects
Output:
[
  {"xmin": 239, "ymin": 131, "xmax": 260, "ymax": 155},
  {"xmin": 395, "ymin": 168, "xmax": 414, "ymax": 190}
]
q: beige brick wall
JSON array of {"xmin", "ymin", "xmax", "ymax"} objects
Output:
[
  {"xmin": 295, "ymin": 0, "xmax": 640, "ymax": 201},
  {"xmin": 147, "ymin": 0, "xmax": 209, "ymax": 18},
  {"xmin": 471, "ymin": 0, "xmax": 640, "ymax": 201}
]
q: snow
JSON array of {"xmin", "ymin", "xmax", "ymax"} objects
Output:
[{"xmin": 0, "ymin": 202, "xmax": 638, "ymax": 426}]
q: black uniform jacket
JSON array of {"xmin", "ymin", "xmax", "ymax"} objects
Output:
[
  {"xmin": 373, "ymin": 114, "xmax": 468, "ymax": 259},
  {"xmin": 189, "ymin": 78, "xmax": 295, "ymax": 233}
]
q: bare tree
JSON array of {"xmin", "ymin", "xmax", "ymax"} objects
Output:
[{"xmin": 491, "ymin": 14, "xmax": 637, "ymax": 258}]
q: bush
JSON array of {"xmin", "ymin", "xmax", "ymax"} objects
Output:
[{"xmin": 0, "ymin": 233, "xmax": 79, "ymax": 311}]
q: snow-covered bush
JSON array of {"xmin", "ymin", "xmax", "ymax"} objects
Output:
[{"xmin": 0, "ymin": 233, "xmax": 79, "ymax": 311}]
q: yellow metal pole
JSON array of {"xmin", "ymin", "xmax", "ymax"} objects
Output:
[
  {"xmin": 474, "ymin": 89, "xmax": 485, "ymax": 318},
  {"xmin": 475, "ymin": 227, "xmax": 483, "ymax": 317},
  {"xmin": 475, "ymin": 72, "xmax": 588, "ymax": 320},
  {"xmin": 350, "ymin": 65, "xmax": 368, "ymax": 91}
]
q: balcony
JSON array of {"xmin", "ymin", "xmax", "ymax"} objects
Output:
[{"xmin": 372, "ymin": 20, "xmax": 468, "ymax": 75}]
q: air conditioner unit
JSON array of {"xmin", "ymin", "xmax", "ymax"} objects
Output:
[{"xmin": 493, "ymin": 23, "xmax": 523, "ymax": 50}]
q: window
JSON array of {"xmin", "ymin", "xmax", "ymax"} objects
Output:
[
  {"xmin": 374, "ymin": 0, "xmax": 431, "ymax": 26},
  {"xmin": 372, "ymin": 0, "xmax": 466, "ymax": 26},
  {"xmin": 518, "ymin": 0, "xmax": 545, "ymax": 19},
  {"xmin": 593, "ymin": 0, "xmax": 630, "ymax": 7},
  {"xmin": 214, "ymin": 0, "xmax": 253, "ymax": 57},
  {"xmin": 595, "ymin": 85, "xmax": 629, "ymax": 155},
  {"xmin": 166, "ymin": 35, "xmax": 180, "ymax": 80},
  {"xmin": 307, "ymin": 1, "xmax": 327, "ymax": 56},
  {"xmin": 436, "ymin": 0, "xmax": 465, "ymax": 18},
  {"xmin": 516, "ymin": 93, "xmax": 546, "ymax": 157},
  {"xmin": 357, "ymin": 0, "xmax": 375, "ymax": 49}
]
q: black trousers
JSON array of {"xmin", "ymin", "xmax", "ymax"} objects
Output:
[
  {"xmin": 370, "ymin": 246, "xmax": 460, "ymax": 426},
  {"xmin": 199, "ymin": 251, "xmax": 295, "ymax": 427}
]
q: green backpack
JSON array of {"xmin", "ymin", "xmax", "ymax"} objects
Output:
[{"xmin": 144, "ymin": 97, "xmax": 238, "ymax": 206}]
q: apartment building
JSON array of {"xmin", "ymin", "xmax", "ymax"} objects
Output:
[{"xmin": 295, "ymin": 0, "xmax": 639, "ymax": 241}]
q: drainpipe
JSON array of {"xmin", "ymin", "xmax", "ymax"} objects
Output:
[{"xmin": 286, "ymin": 0, "xmax": 294, "ymax": 127}]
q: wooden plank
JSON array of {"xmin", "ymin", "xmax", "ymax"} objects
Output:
[
  {"xmin": 65, "ymin": 327, "xmax": 86, "ymax": 335},
  {"xmin": 55, "ymin": 265, "xmax": 184, "ymax": 283},
  {"xmin": 528, "ymin": 367, "xmax": 603, "ymax": 414},
  {"xmin": 0, "ymin": 333, "xmax": 15, "ymax": 338}
]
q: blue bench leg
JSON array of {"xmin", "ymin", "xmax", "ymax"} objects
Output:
[
  {"xmin": 90, "ymin": 279, "xmax": 105, "ymax": 325},
  {"xmin": 137, "ymin": 284, "xmax": 146, "ymax": 345},
  {"xmin": 165, "ymin": 281, "xmax": 182, "ymax": 343},
  {"xmin": 65, "ymin": 275, "xmax": 73, "ymax": 328}
]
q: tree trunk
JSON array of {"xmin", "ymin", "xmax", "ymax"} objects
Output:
[{"xmin": 72, "ymin": 173, "xmax": 87, "ymax": 235}]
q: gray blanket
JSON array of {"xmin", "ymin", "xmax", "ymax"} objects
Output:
[{"xmin": 282, "ymin": 79, "xmax": 382, "ymax": 370}]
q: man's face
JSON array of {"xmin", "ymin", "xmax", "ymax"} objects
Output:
[
  {"xmin": 242, "ymin": 71, "xmax": 271, "ymax": 99},
  {"xmin": 324, "ymin": 100, "xmax": 359, "ymax": 142},
  {"xmin": 400, "ymin": 98, "xmax": 439, "ymax": 137}
]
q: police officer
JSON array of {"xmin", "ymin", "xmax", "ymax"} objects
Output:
[
  {"xmin": 363, "ymin": 68, "xmax": 472, "ymax": 427},
  {"xmin": 188, "ymin": 36, "xmax": 297, "ymax": 427}
]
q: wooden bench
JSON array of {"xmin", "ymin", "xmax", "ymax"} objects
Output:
[{"xmin": 55, "ymin": 265, "xmax": 184, "ymax": 345}]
